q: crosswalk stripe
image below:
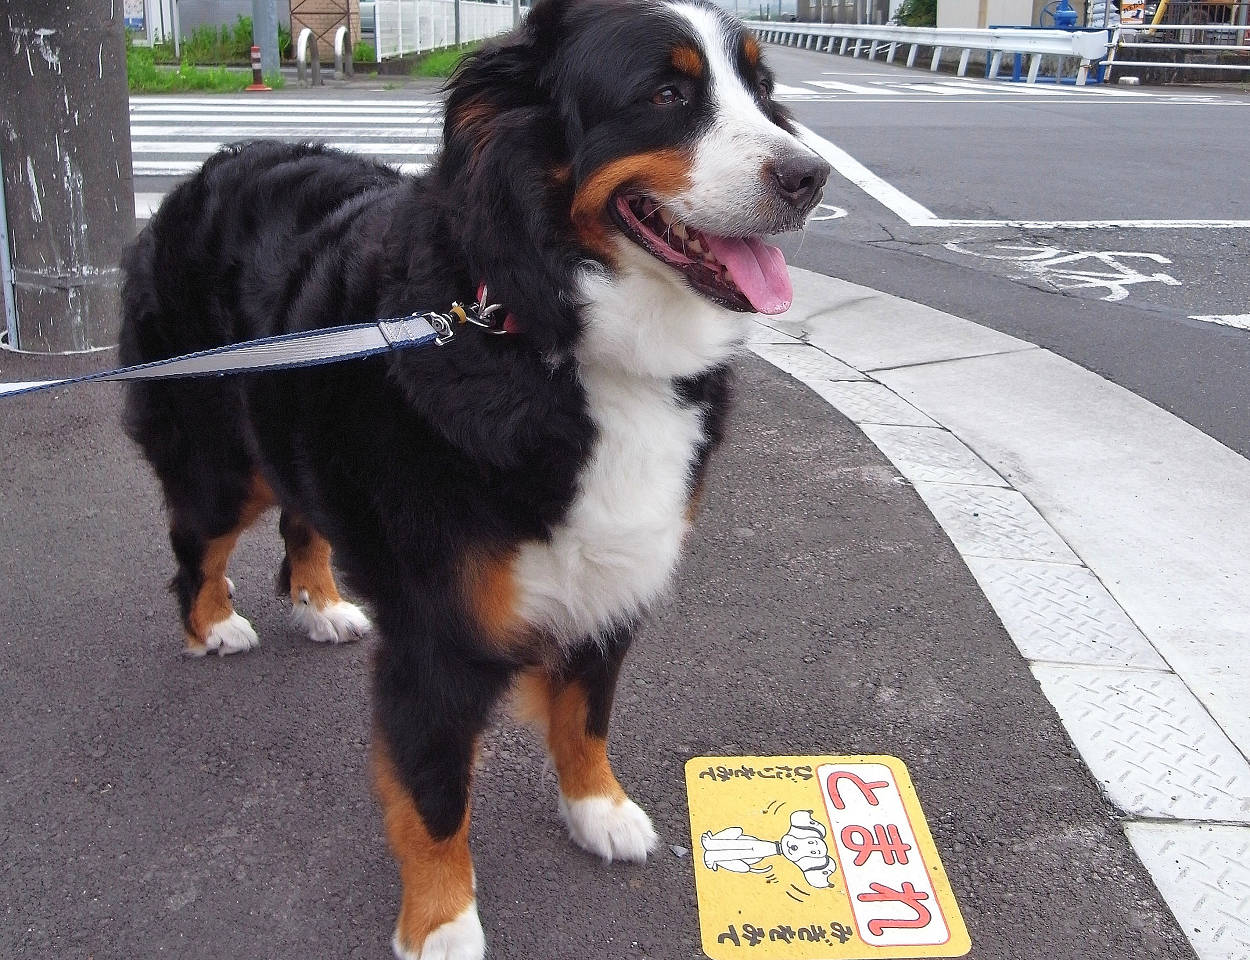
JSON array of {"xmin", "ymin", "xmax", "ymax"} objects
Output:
[
  {"xmin": 134, "ymin": 160, "xmax": 430, "ymax": 178},
  {"xmin": 132, "ymin": 140, "xmax": 438, "ymax": 155},
  {"xmin": 131, "ymin": 125, "xmax": 443, "ymax": 139},
  {"xmin": 129, "ymin": 97, "xmax": 440, "ymax": 108},
  {"xmin": 131, "ymin": 112, "xmax": 439, "ymax": 124},
  {"xmin": 804, "ymin": 79, "xmax": 893, "ymax": 94}
]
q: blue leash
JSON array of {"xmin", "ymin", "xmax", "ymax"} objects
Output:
[{"xmin": 0, "ymin": 293, "xmax": 506, "ymax": 399}]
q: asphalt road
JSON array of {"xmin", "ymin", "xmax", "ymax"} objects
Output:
[
  {"xmin": 761, "ymin": 43, "xmax": 1250, "ymax": 458},
  {"xmin": 0, "ymin": 346, "xmax": 1192, "ymax": 960}
]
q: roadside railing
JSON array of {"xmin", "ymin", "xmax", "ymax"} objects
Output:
[
  {"xmin": 1105, "ymin": 21, "xmax": 1250, "ymax": 78},
  {"xmin": 373, "ymin": 0, "xmax": 517, "ymax": 60},
  {"xmin": 745, "ymin": 20, "xmax": 1112, "ymax": 85}
]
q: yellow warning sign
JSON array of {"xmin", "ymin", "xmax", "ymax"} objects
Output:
[{"xmin": 685, "ymin": 756, "xmax": 970, "ymax": 960}]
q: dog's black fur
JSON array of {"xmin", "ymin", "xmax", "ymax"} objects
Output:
[{"xmin": 119, "ymin": 0, "xmax": 823, "ymax": 949}]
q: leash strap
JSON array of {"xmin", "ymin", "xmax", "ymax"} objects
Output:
[{"xmin": 0, "ymin": 291, "xmax": 507, "ymax": 399}]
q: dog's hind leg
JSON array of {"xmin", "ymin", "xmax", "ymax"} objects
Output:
[
  {"xmin": 277, "ymin": 510, "xmax": 371, "ymax": 644},
  {"xmin": 373, "ymin": 641, "xmax": 508, "ymax": 960},
  {"xmin": 515, "ymin": 626, "xmax": 659, "ymax": 862},
  {"xmin": 169, "ymin": 474, "xmax": 276, "ymax": 657}
]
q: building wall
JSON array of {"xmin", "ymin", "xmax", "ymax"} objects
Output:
[{"xmin": 937, "ymin": 0, "xmax": 1035, "ymax": 26}]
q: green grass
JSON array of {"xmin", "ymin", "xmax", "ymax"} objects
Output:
[
  {"xmin": 151, "ymin": 16, "xmax": 293, "ymax": 65},
  {"xmin": 127, "ymin": 42, "xmax": 283, "ymax": 92},
  {"xmin": 411, "ymin": 42, "xmax": 481, "ymax": 78}
]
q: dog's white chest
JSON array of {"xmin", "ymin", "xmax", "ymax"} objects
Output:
[{"xmin": 512, "ymin": 365, "xmax": 703, "ymax": 642}]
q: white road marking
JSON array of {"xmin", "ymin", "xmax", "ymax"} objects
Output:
[
  {"xmin": 804, "ymin": 79, "xmax": 893, "ymax": 94},
  {"xmin": 130, "ymin": 140, "xmax": 437, "ymax": 155},
  {"xmin": 133, "ymin": 160, "xmax": 429, "ymax": 178},
  {"xmin": 132, "ymin": 113, "xmax": 440, "ymax": 125},
  {"xmin": 810, "ymin": 203, "xmax": 848, "ymax": 221},
  {"xmin": 795, "ymin": 126, "xmax": 1250, "ymax": 230},
  {"xmin": 132, "ymin": 124, "xmax": 442, "ymax": 139},
  {"xmin": 944, "ymin": 242, "xmax": 1181, "ymax": 302},
  {"xmin": 1189, "ymin": 314, "xmax": 1250, "ymax": 330},
  {"xmin": 796, "ymin": 124, "xmax": 941, "ymax": 225}
]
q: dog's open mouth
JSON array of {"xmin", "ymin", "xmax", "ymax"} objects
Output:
[{"xmin": 611, "ymin": 193, "xmax": 793, "ymax": 315}]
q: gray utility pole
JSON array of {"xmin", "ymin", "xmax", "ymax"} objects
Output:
[
  {"xmin": 0, "ymin": 0, "xmax": 135, "ymax": 353},
  {"xmin": 455, "ymin": 0, "xmax": 462, "ymax": 46},
  {"xmin": 252, "ymin": 0, "xmax": 280, "ymax": 77},
  {"xmin": 513, "ymin": 0, "xmax": 521, "ymax": 28}
]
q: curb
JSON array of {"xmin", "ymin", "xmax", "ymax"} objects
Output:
[{"xmin": 748, "ymin": 267, "xmax": 1250, "ymax": 960}]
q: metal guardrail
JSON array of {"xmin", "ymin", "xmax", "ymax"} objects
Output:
[
  {"xmin": 1106, "ymin": 22, "xmax": 1250, "ymax": 76},
  {"xmin": 745, "ymin": 20, "xmax": 1112, "ymax": 84},
  {"xmin": 296, "ymin": 27, "xmax": 321, "ymax": 87}
]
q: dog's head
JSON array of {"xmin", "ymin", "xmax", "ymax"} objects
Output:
[{"xmin": 440, "ymin": 0, "xmax": 830, "ymax": 350}]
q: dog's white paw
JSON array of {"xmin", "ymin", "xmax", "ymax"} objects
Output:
[
  {"xmin": 291, "ymin": 590, "xmax": 371, "ymax": 644},
  {"xmin": 392, "ymin": 903, "xmax": 485, "ymax": 960},
  {"xmin": 188, "ymin": 612, "xmax": 259, "ymax": 657},
  {"xmin": 559, "ymin": 794, "xmax": 659, "ymax": 863}
]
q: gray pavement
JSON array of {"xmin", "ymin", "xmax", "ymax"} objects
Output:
[
  {"xmin": 761, "ymin": 43, "xmax": 1250, "ymax": 459},
  {"xmin": 0, "ymin": 343, "xmax": 1193, "ymax": 959}
]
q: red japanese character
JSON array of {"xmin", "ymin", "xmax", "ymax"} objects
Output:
[
  {"xmin": 825, "ymin": 770, "xmax": 890, "ymax": 809},
  {"xmin": 856, "ymin": 881, "xmax": 932, "ymax": 936},
  {"xmin": 839, "ymin": 823, "xmax": 913, "ymax": 866}
]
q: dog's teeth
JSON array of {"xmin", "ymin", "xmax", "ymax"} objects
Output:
[
  {"xmin": 658, "ymin": 208, "xmax": 674, "ymax": 225},
  {"xmin": 673, "ymin": 223, "xmax": 688, "ymax": 239},
  {"xmin": 687, "ymin": 239, "xmax": 703, "ymax": 254}
]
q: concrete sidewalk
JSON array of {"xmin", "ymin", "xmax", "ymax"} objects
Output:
[{"xmin": 0, "ymin": 284, "xmax": 1199, "ymax": 959}]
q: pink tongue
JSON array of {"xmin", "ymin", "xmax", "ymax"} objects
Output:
[{"xmin": 702, "ymin": 234, "xmax": 793, "ymax": 314}]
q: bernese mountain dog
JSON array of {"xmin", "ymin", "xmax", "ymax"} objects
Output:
[{"xmin": 118, "ymin": 0, "xmax": 830, "ymax": 955}]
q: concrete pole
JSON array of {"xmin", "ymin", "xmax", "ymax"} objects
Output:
[
  {"xmin": 513, "ymin": 0, "xmax": 521, "ymax": 28},
  {"xmin": 0, "ymin": 0, "xmax": 135, "ymax": 353},
  {"xmin": 454, "ymin": 0, "xmax": 462, "ymax": 45},
  {"xmin": 252, "ymin": 0, "xmax": 280, "ymax": 77}
]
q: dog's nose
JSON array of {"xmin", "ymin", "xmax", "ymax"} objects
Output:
[{"xmin": 771, "ymin": 153, "xmax": 831, "ymax": 212}]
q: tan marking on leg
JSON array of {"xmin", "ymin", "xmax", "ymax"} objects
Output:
[
  {"xmin": 461, "ymin": 549, "xmax": 524, "ymax": 650},
  {"xmin": 286, "ymin": 526, "xmax": 342, "ymax": 609},
  {"xmin": 184, "ymin": 475, "xmax": 275, "ymax": 652},
  {"xmin": 515, "ymin": 671, "xmax": 626, "ymax": 802},
  {"xmin": 374, "ymin": 740, "xmax": 476, "ymax": 954}
]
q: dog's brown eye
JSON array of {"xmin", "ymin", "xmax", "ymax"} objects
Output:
[{"xmin": 651, "ymin": 86, "xmax": 683, "ymax": 106}]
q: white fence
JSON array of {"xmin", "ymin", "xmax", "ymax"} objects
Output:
[
  {"xmin": 745, "ymin": 20, "xmax": 1111, "ymax": 84},
  {"xmin": 374, "ymin": 0, "xmax": 518, "ymax": 60}
]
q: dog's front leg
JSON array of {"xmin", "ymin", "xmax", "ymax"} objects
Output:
[
  {"xmin": 373, "ymin": 646, "xmax": 508, "ymax": 960},
  {"xmin": 516, "ymin": 625, "xmax": 659, "ymax": 862}
]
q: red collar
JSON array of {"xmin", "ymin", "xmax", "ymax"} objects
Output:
[{"xmin": 476, "ymin": 283, "xmax": 520, "ymax": 335}]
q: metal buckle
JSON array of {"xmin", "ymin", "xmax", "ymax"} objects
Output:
[
  {"xmin": 462, "ymin": 285, "xmax": 509, "ymax": 335},
  {"xmin": 426, "ymin": 312, "xmax": 456, "ymax": 346}
]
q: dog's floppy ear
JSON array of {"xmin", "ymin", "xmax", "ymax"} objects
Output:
[{"xmin": 439, "ymin": 4, "xmax": 582, "ymax": 354}]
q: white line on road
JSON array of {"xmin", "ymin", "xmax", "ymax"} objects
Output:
[
  {"xmin": 131, "ymin": 141, "xmax": 437, "ymax": 155},
  {"xmin": 796, "ymin": 124, "xmax": 941, "ymax": 225},
  {"xmin": 796, "ymin": 125, "xmax": 1250, "ymax": 230},
  {"xmin": 132, "ymin": 125, "xmax": 442, "ymax": 139},
  {"xmin": 1189, "ymin": 314, "xmax": 1250, "ymax": 330},
  {"xmin": 804, "ymin": 79, "xmax": 894, "ymax": 94},
  {"xmin": 129, "ymin": 97, "xmax": 440, "ymax": 108},
  {"xmin": 133, "ymin": 160, "xmax": 430, "ymax": 177},
  {"xmin": 131, "ymin": 113, "xmax": 439, "ymax": 125}
]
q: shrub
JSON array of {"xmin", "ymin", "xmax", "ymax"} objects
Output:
[{"xmin": 893, "ymin": 0, "xmax": 937, "ymax": 26}]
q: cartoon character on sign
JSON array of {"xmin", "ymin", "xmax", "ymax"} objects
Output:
[{"xmin": 700, "ymin": 810, "xmax": 837, "ymax": 888}]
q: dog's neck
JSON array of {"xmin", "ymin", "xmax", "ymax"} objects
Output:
[{"xmin": 573, "ymin": 240, "xmax": 749, "ymax": 381}]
